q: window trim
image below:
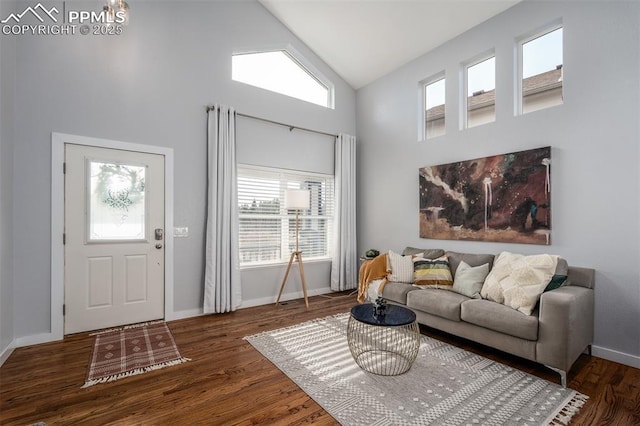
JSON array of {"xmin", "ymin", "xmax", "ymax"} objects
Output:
[
  {"xmin": 515, "ymin": 20, "xmax": 563, "ymax": 116},
  {"xmin": 461, "ymin": 50, "xmax": 496, "ymax": 130},
  {"xmin": 232, "ymin": 44, "xmax": 335, "ymax": 109},
  {"xmin": 237, "ymin": 164, "xmax": 334, "ymax": 269}
]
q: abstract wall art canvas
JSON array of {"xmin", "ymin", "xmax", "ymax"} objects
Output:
[{"xmin": 419, "ymin": 146, "xmax": 551, "ymax": 245}]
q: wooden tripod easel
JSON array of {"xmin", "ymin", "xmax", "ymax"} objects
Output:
[{"xmin": 275, "ymin": 208, "xmax": 309, "ymax": 309}]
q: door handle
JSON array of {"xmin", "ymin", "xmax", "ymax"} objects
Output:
[{"xmin": 155, "ymin": 243, "xmax": 163, "ymax": 249}]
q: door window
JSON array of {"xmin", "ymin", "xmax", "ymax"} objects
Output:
[{"xmin": 88, "ymin": 160, "xmax": 146, "ymax": 241}]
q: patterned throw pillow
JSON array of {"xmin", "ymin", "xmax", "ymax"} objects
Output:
[
  {"xmin": 413, "ymin": 255, "xmax": 453, "ymax": 289},
  {"xmin": 387, "ymin": 250, "xmax": 420, "ymax": 283}
]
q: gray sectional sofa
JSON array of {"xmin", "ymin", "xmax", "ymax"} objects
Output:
[{"xmin": 380, "ymin": 247, "xmax": 595, "ymax": 387}]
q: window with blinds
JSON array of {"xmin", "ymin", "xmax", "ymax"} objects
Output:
[{"xmin": 237, "ymin": 166, "xmax": 334, "ymax": 267}]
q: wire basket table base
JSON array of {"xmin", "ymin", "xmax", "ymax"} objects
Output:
[{"xmin": 347, "ymin": 313, "xmax": 420, "ymax": 376}]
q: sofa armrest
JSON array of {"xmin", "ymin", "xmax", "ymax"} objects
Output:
[
  {"xmin": 536, "ymin": 286, "xmax": 594, "ymax": 373},
  {"xmin": 566, "ymin": 266, "xmax": 595, "ymax": 289}
]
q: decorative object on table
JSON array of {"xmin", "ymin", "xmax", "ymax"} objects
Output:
[
  {"xmin": 365, "ymin": 249, "xmax": 380, "ymax": 259},
  {"xmin": 275, "ymin": 188, "xmax": 311, "ymax": 309},
  {"xmin": 245, "ymin": 313, "xmax": 587, "ymax": 426},
  {"xmin": 83, "ymin": 321, "xmax": 190, "ymax": 388},
  {"xmin": 419, "ymin": 146, "xmax": 551, "ymax": 245},
  {"xmin": 372, "ymin": 296, "xmax": 387, "ymax": 319}
]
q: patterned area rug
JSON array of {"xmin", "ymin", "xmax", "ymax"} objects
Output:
[
  {"xmin": 83, "ymin": 321, "xmax": 190, "ymax": 388},
  {"xmin": 245, "ymin": 313, "xmax": 587, "ymax": 425}
]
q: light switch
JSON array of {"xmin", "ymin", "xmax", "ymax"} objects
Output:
[{"xmin": 174, "ymin": 227, "xmax": 189, "ymax": 238}]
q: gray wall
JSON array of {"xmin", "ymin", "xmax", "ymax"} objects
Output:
[
  {"xmin": 7, "ymin": 1, "xmax": 355, "ymax": 341},
  {"xmin": 0, "ymin": 0, "xmax": 16, "ymax": 359},
  {"xmin": 356, "ymin": 1, "xmax": 640, "ymax": 364}
]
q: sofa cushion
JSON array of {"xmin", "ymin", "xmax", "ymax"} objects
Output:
[
  {"xmin": 407, "ymin": 289, "xmax": 468, "ymax": 322},
  {"xmin": 413, "ymin": 255, "xmax": 454, "ymax": 289},
  {"xmin": 461, "ymin": 299, "xmax": 539, "ymax": 340},
  {"xmin": 403, "ymin": 247, "xmax": 445, "ymax": 259},
  {"xmin": 446, "ymin": 251, "xmax": 495, "ymax": 278},
  {"xmin": 381, "ymin": 282, "xmax": 415, "ymax": 305}
]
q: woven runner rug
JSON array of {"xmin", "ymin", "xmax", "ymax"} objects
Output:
[
  {"xmin": 245, "ymin": 313, "xmax": 587, "ymax": 425},
  {"xmin": 83, "ymin": 321, "xmax": 190, "ymax": 388}
]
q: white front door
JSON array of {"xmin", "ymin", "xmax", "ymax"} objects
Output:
[{"xmin": 64, "ymin": 144, "xmax": 165, "ymax": 334}]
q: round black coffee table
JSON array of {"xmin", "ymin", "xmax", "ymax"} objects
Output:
[{"xmin": 347, "ymin": 303, "xmax": 420, "ymax": 375}]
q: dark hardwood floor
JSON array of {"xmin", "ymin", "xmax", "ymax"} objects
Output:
[{"xmin": 1, "ymin": 292, "xmax": 639, "ymax": 425}]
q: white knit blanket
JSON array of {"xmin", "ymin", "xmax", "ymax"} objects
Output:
[
  {"xmin": 481, "ymin": 251, "xmax": 559, "ymax": 315},
  {"xmin": 364, "ymin": 278, "xmax": 386, "ymax": 302}
]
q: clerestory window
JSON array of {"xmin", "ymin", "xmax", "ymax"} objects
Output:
[
  {"xmin": 232, "ymin": 50, "xmax": 333, "ymax": 108},
  {"xmin": 463, "ymin": 54, "xmax": 496, "ymax": 129},
  {"xmin": 424, "ymin": 74, "xmax": 446, "ymax": 139},
  {"xmin": 518, "ymin": 25, "xmax": 563, "ymax": 115}
]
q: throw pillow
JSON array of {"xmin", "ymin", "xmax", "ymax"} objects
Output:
[
  {"xmin": 387, "ymin": 250, "xmax": 419, "ymax": 283},
  {"xmin": 481, "ymin": 251, "xmax": 559, "ymax": 315},
  {"xmin": 413, "ymin": 255, "xmax": 453, "ymax": 289},
  {"xmin": 544, "ymin": 274, "xmax": 568, "ymax": 292},
  {"xmin": 447, "ymin": 251, "xmax": 495, "ymax": 279},
  {"xmin": 452, "ymin": 261, "xmax": 490, "ymax": 299}
]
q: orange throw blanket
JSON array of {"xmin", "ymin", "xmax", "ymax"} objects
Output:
[{"xmin": 357, "ymin": 253, "xmax": 388, "ymax": 303}]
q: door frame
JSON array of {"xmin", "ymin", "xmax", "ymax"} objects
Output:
[{"xmin": 51, "ymin": 132, "xmax": 175, "ymax": 339}]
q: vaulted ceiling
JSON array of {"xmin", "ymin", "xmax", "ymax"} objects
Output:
[{"xmin": 260, "ymin": 0, "xmax": 521, "ymax": 89}]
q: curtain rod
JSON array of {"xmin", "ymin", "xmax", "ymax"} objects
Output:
[{"xmin": 206, "ymin": 105, "xmax": 338, "ymax": 139}]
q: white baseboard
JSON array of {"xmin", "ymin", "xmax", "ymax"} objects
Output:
[
  {"xmin": 166, "ymin": 288, "xmax": 336, "ymax": 322},
  {"xmin": 15, "ymin": 332, "xmax": 57, "ymax": 348},
  {"xmin": 0, "ymin": 340, "xmax": 16, "ymax": 367},
  {"xmin": 592, "ymin": 345, "xmax": 640, "ymax": 369},
  {"xmin": 238, "ymin": 286, "xmax": 333, "ymax": 309},
  {"xmin": 169, "ymin": 308, "xmax": 204, "ymax": 321}
]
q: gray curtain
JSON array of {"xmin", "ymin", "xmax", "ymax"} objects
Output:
[
  {"xmin": 330, "ymin": 133, "xmax": 358, "ymax": 291},
  {"xmin": 204, "ymin": 105, "xmax": 242, "ymax": 313}
]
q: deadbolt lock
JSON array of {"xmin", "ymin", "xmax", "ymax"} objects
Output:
[{"xmin": 155, "ymin": 228, "xmax": 164, "ymax": 241}]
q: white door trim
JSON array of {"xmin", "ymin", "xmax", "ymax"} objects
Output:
[{"xmin": 51, "ymin": 132, "xmax": 175, "ymax": 340}]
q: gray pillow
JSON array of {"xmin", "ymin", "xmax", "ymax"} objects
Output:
[
  {"xmin": 403, "ymin": 247, "xmax": 445, "ymax": 259},
  {"xmin": 452, "ymin": 261, "xmax": 490, "ymax": 299},
  {"xmin": 446, "ymin": 251, "xmax": 495, "ymax": 278}
]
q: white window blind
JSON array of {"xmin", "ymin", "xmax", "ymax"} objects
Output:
[{"xmin": 238, "ymin": 166, "xmax": 334, "ymax": 267}]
